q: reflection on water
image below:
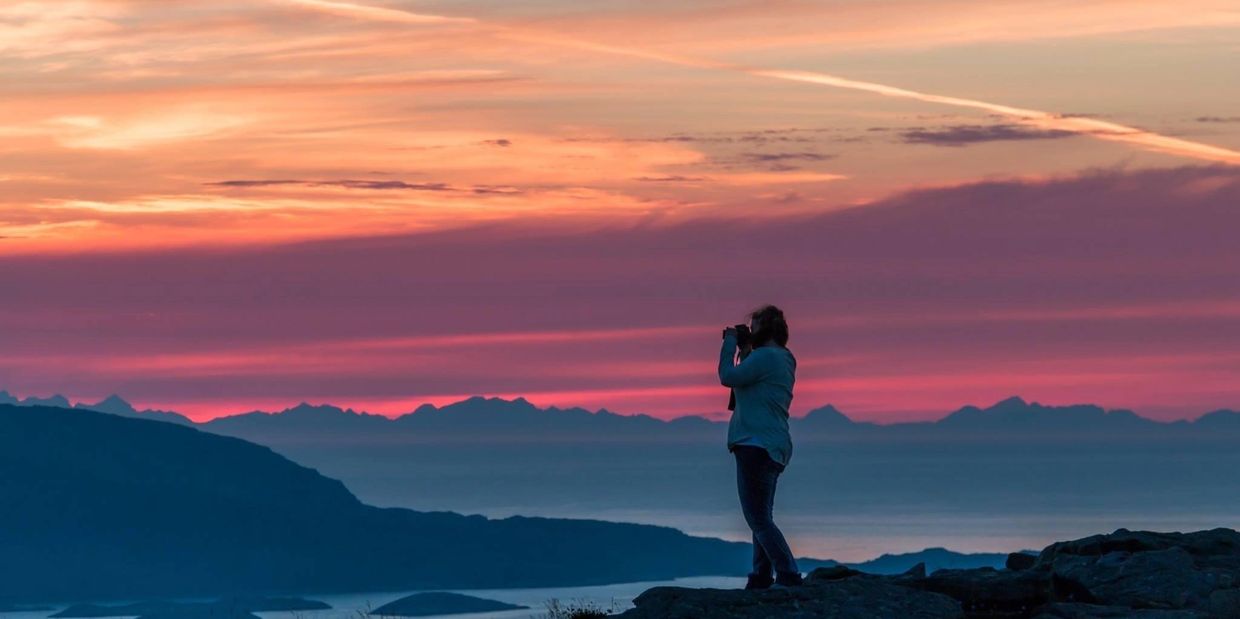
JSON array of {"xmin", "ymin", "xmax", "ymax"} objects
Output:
[
  {"xmin": 0, "ymin": 577, "xmax": 742, "ymax": 619},
  {"xmin": 505, "ymin": 508, "xmax": 1240, "ymax": 562},
  {"xmin": 266, "ymin": 577, "xmax": 739, "ymax": 619}
]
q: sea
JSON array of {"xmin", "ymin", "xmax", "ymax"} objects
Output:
[{"xmin": 0, "ymin": 577, "xmax": 740, "ymax": 619}]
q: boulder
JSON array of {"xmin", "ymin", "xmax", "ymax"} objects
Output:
[
  {"xmin": 806, "ymin": 565, "xmax": 865, "ymax": 582},
  {"xmin": 1207, "ymin": 588, "xmax": 1240, "ymax": 617},
  {"xmin": 1007, "ymin": 553, "xmax": 1038, "ymax": 571},
  {"xmin": 1049, "ymin": 546, "xmax": 1219, "ymax": 609},
  {"xmin": 899, "ymin": 567, "xmax": 1052, "ymax": 616},
  {"xmin": 904, "ymin": 562, "xmax": 928, "ymax": 578}
]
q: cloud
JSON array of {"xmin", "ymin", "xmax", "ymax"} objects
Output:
[
  {"xmin": 1196, "ymin": 117, "xmax": 1240, "ymax": 124},
  {"xmin": 3, "ymin": 166, "xmax": 1237, "ymax": 421},
  {"xmin": 751, "ymin": 69, "xmax": 1240, "ymax": 164},
  {"xmin": 633, "ymin": 175, "xmax": 706, "ymax": 182},
  {"xmin": 35, "ymin": 109, "xmax": 253, "ymax": 150},
  {"xmin": 901, "ymin": 124, "xmax": 1077, "ymax": 147},
  {"xmin": 741, "ymin": 152, "xmax": 835, "ymax": 163},
  {"xmin": 207, "ymin": 179, "xmax": 456, "ymax": 191},
  {"xmin": 284, "ymin": 0, "xmax": 473, "ymax": 25},
  {"xmin": 272, "ymin": 0, "xmax": 1240, "ymax": 165}
]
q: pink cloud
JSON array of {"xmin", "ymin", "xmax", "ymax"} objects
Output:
[{"xmin": 2, "ymin": 166, "xmax": 1238, "ymax": 421}]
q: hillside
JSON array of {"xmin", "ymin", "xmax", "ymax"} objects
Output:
[{"xmin": 0, "ymin": 404, "xmax": 756, "ymax": 604}]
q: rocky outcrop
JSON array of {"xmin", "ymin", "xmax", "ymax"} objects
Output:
[{"xmin": 618, "ymin": 528, "xmax": 1240, "ymax": 619}]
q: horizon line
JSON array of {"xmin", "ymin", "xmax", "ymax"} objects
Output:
[{"xmin": 3, "ymin": 388, "xmax": 1235, "ymax": 426}]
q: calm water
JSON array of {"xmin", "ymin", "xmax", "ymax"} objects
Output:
[
  {"xmin": 316, "ymin": 441, "xmax": 1240, "ymax": 562},
  {"xmin": 0, "ymin": 577, "xmax": 741, "ymax": 619}
]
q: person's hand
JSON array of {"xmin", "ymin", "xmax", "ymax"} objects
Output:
[{"xmin": 722, "ymin": 326, "xmax": 737, "ymax": 339}]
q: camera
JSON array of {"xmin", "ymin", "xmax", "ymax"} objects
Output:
[
  {"xmin": 723, "ymin": 324, "xmax": 752, "ymax": 412},
  {"xmin": 723, "ymin": 323, "xmax": 752, "ymax": 348}
]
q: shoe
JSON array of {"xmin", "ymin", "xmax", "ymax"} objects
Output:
[
  {"xmin": 773, "ymin": 571, "xmax": 804, "ymax": 588},
  {"xmin": 744, "ymin": 573, "xmax": 774, "ymax": 590}
]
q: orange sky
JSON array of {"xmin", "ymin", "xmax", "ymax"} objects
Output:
[{"xmin": 2, "ymin": 1, "xmax": 1238, "ymax": 421}]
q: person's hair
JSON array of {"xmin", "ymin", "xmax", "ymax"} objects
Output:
[{"xmin": 748, "ymin": 304, "xmax": 789, "ymax": 348}]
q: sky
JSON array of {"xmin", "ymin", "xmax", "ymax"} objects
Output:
[{"xmin": 1, "ymin": 0, "xmax": 1238, "ymax": 422}]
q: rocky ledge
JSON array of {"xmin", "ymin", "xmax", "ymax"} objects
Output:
[{"xmin": 618, "ymin": 528, "xmax": 1240, "ymax": 618}]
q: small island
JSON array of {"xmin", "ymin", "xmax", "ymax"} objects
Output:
[{"xmin": 371, "ymin": 592, "xmax": 529, "ymax": 617}]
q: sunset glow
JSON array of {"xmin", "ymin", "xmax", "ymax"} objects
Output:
[{"xmin": 2, "ymin": 1, "xmax": 1237, "ymax": 421}]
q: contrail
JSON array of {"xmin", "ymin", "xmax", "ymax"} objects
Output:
[
  {"xmin": 285, "ymin": 0, "xmax": 474, "ymax": 24},
  {"xmin": 284, "ymin": 0, "xmax": 1240, "ymax": 166},
  {"xmin": 752, "ymin": 69, "xmax": 1240, "ymax": 165}
]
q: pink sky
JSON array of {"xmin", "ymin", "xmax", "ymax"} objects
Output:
[{"xmin": 2, "ymin": 1, "xmax": 1238, "ymax": 422}]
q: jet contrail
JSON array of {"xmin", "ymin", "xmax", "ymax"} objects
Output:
[
  {"xmin": 752, "ymin": 69, "xmax": 1240, "ymax": 165},
  {"xmin": 284, "ymin": 0, "xmax": 1240, "ymax": 166},
  {"xmin": 286, "ymin": 0, "xmax": 474, "ymax": 24}
]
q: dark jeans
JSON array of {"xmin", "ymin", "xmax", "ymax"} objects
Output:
[{"xmin": 732, "ymin": 445, "xmax": 799, "ymax": 578}]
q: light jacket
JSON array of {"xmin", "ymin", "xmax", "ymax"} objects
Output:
[{"xmin": 719, "ymin": 331, "xmax": 796, "ymax": 467}]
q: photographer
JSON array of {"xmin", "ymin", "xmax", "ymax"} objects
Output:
[{"xmin": 719, "ymin": 304, "xmax": 802, "ymax": 589}]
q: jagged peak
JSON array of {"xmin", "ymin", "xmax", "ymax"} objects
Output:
[
  {"xmin": 22, "ymin": 393, "xmax": 72, "ymax": 407},
  {"xmin": 281, "ymin": 402, "xmax": 361, "ymax": 416},
  {"xmin": 800, "ymin": 404, "xmax": 854, "ymax": 424},
  {"xmin": 989, "ymin": 395, "xmax": 1029, "ymax": 409}
]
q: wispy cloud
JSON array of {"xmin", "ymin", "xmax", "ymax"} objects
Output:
[
  {"xmin": 275, "ymin": 0, "xmax": 1240, "ymax": 165},
  {"xmin": 901, "ymin": 124, "xmax": 1076, "ymax": 147},
  {"xmin": 284, "ymin": 0, "xmax": 474, "ymax": 24},
  {"xmin": 4, "ymin": 166, "xmax": 1238, "ymax": 420},
  {"xmin": 750, "ymin": 69, "xmax": 1240, "ymax": 165},
  {"xmin": 208, "ymin": 179, "xmax": 457, "ymax": 191}
]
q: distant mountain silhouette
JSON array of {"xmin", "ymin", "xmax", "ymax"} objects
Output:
[
  {"xmin": 6, "ymin": 390, "xmax": 1236, "ymax": 440},
  {"xmin": 0, "ymin": 403, "xmax": 763, "ymax": 604},
  {"xmin": 210, "ymin": 394, "xmax": 1240, "ymax": 438},
  {"xmin": 787, "ymin": 547, "xmax": 1015, "ymax": 576},
  {"xmin": 7, "ymin": 389, "xmax": 1239, "ymax": 572},
  {"xmin": 933, "ymin": 396, "xmax": 1157, "ymax": 433},
  {"xmin": 845, "ymin": 547, "xmax": 1012, "ymax": 575},
  {"xmin": 1, "ymin": 390, "xmax": 194, "ymax": 425}
]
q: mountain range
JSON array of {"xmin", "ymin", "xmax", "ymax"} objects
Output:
[
  {"xmin": 4, "ymin": 389, "xmax": 1237, "ymax": 440},
  {"xmin": 7, "ymin": 389, "xmax": 1238, "ymax": 575}
]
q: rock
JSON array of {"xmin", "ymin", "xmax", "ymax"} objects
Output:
[
  {"xmin": 1050, "ymin": 547, "xmax": 1215, "ymax": 609},
  {"xmin": 903, "ymin": 562, "xmax": 927, "ymax": 578},
  {"xmin": 1207, "ymin": 588, "xmax": 1240, "ymax": 617},
  {"xmin": 900, "ymin": 567, "xmax": 1052, "ymax": 616},
  {"xmin": 1037, "ymin": 528, "xmax": 1240, "ymax": 571},
  {"xmin": 617, "ymin": 579, "xmax": 963, "ymax": 619},
  {"xmin": 617, "ymin": 528, "xmax": 1240, "ymax": 619},
  {"xmin": 1007, "ymin": 552, "xmax": 1038, "ymax": 571},
  {"xmin": 806, "ymin": 565, "xmax": 865, "ymax": 582},
  {"xmin": 1032, "ymin": 603, "xmax": 1207, "ymax": 618},
  {"xmin": 370, "ymin": 592, "xmax": 528, "ymax": 617}
]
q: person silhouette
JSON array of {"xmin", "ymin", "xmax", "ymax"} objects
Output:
[{"xmin": 719, "ymin": 304, "xmax": 802, "ymax": 589}]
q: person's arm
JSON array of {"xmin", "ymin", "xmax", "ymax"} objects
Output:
[{"xmin": 719, "ymin": 331, "xmax": 768, "ymax": 388}]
